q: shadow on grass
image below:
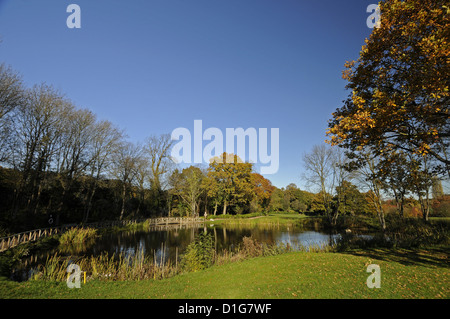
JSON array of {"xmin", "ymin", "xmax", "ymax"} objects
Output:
[{"xmin": 341, "ymin": 247, "xmax": 450, "ymax": 269}]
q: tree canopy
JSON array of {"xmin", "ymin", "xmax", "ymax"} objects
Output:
[{"xmin": 327, "ymin": 0, "xmax": 449, "ymax": 176}]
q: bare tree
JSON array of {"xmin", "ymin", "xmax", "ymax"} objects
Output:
[
  {"xmin": 53, "ymin": 107, "xmax": 97, "ymax": 224},
  {"xmin": 132, "ymin": 148, "xmax": 151, "ymax": 217},
  {"xmin": 303, "ymin": 144, "xmax": 355, "ymax": 225},
  {"xmin": 332, "ymin": 147, "xmax": 355, "ymax": 224},
  {"xmin": 172, "ymin": 166, "xmax": 205, "ymax": 217},
  {"xmin": 83, "ymin": 120, "xmax": 124, "ymax": 222},
  {"xmin": 354, "ymin": 152, "xmax": 387, "ymax": 231},
  {"xmin": 12, "ymin": 84, "xmax": 68, "ymax": 218},
  {"xmin": 144, "ymin": 133, "xmax": 175, "ymax": 191},
  {"xmin": 0, "ymin": 63, "xmax": 24, "ymax": 163},
  {"xmin": 302, "ymin": 144, "xmax": 336, "ymax": 223},
  {"xmin": 144, "ymin": 134, "xmax": 175, "ymax": 215},
  {"xmin": 112, "ymin": 141, "xmax": 142, "ymax": 220}
]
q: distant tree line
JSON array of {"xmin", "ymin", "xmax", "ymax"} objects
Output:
[
  {"xmin": 302, "ymin": 144, "xmax": 448, "ymax": 231},
  {"xmin": 0, "ymin": 63, "xmax": 277, "ymax": 233}
]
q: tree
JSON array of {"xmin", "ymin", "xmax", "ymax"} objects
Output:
[
  {"xmin": 327, "ymin": 0, "xmax": 450, "ymax": 177},
  {"xmin": 302, "ymin": 144, "xmax": 350, "ymax": 224},
  {"xmin": 268, "ymin": 187, "xmax": 284, "ymax": 212},
  {"xmin": 112, "ymin": 142, "xmax": 142, "ymax": 220},
  {"xmin": 55, "ymin": 108, "xmax": 97, "ymax": 222},
  {"xmin": 432, "ymin": 176, "xmax": 444, "ymax": 200},
  {"xmin": 207, "ymin": 153, "xmax": 254, "ymax": 215},
  {"xmin": 302, "ymin": 144, "xmax": 335, "ymax": 218},
  {"xmin": 132, "ymin": 152, "xmax": 151, "ymax": 217},
  {"xmin": 335, "ymin": 180, "xmax": 372, "ymax": 215},
  {"xmin": 379, "ymin": 151, "xmax": 412, "ymax": 218},
  {"xmin": 251, "ymin": 173, "xmax": 275, "ymax": 212},
  {"xmin": 0, "ymin": 63, "xmax": 24, "ymax": 163},
  {"xmin": 353, "ymin": 151, "xmax": 387, "ymax": 230},
  {"xmin": 12, "ymin": 84, "xmax": 69, "ymax": 220},
  {"xmin": 83, "ymin": 120, "xmax": 124, "ymax": 222},
  {"xmin": 144, "ymin": 134, "xmax": 175, "ymax": 215},
  {"xmin": 172, "ymin": 166, "xmax": 206, "ymax": 217},
  {"xmin": 144, "ymin": 134, "xmax": 175, "ymax": 191},
  {"xmin": 282, "ymin": 183, "xmax": 314, "ymax": 213}
]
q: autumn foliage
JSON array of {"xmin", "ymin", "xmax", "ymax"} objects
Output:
[{"xmin": 327, "ymin": 0, "xmax": 449, "ymax": 173}]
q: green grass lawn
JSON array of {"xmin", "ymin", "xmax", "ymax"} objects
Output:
[{"xmin": 1, "ymin": 249, "xmax": 448, "ymax": 299}]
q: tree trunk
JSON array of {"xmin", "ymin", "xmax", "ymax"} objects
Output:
[
  {"xmin": 376, "ymin": 196, "xmax": 386, "ymax": 232},
  {"xmin": 222, "ymin": 200, "xmax": 227, "ymax": 215},
  {"xmin": 120, "ymin": 182, "xmax": 126, "ymax": 220},
  {"xmin": 84, "ymin": 187, "xmax": 95, "ymax": 223}
]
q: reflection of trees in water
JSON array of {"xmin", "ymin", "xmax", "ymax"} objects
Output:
[
  {"xmin": 87, "ymin": 224, "xmax": 336, "ymax": 261},
  {"xmin": 13, "ymin": 223, "xmax": 339, "ymax": 280}
]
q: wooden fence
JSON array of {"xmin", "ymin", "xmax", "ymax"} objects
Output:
[{"xmin": 0, "ymin": 217, "xmax": 203, "ymax": 252}]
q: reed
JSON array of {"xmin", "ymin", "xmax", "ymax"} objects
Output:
[
  {"xmin": 59, "ymin": 227, "xmax": 97, "ymax": 245},
  {"xmin": 32, "ymin": 236, "xmax": 336, "ymax": 283},
  {"xmin": 212, "ymin": 236, "xmax": 335, "ymax": 267},
  {"xmin": 31, "ymin": 248, "xmax": 180, "ymax": 282}
]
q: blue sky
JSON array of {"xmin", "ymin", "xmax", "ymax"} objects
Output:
[{"xmin": 0, "ymin": 0, "xmax": 378, "ymax": 190}]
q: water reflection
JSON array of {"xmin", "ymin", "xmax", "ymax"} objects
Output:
[{"xmin": 12, "ymin": 223, "xmax": 341, "ymax": 281}]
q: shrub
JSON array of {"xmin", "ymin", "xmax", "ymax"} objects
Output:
[
  {"xmin": 59, "ymin": 227, "xmax": 97, "ymax": 245},
  {"xmin": 181, "ymin": 232, "xmax": 215, "ymax": 272},
  {"xmin": 241, "ymin": 236, "xmax": 264, "ymax": 257}
]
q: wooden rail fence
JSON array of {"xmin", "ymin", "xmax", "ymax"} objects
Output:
[{"xmin": 0, "ymin": 217, "xmax": 203, "ymax": 252}]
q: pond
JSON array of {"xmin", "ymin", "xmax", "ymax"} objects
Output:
[{"xmin": 11, "ymin": 222, "xmax": 342, "ymax": 282}]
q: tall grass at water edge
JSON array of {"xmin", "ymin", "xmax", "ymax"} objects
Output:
[{"xmin": 30, "ymin": 236, "xmax": 335, "ymax": 282}]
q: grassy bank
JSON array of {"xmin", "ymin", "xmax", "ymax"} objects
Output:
[
  {"xmin": 206, "ymin": 212, "xmax": 324, "ymax": 228},
  {"xmin": 1, "ymin": 248, "xmax": 448, "ymax": 299}
]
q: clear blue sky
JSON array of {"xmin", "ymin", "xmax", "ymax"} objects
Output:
[{"xmin": 0, "ymin": 0, "xmax": 377, "ymax": 190}]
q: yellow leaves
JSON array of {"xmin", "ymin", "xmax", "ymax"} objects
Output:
[
  {"xmin": 362, "ymin": 44, "xmax": 369, "ymax": 54},
  {"xmin": 352, "ymin": 91, "xmax": 366, "ymax": 108},
  {"xmin": 416, "ymin": 143, "xmax": 431, "ymax": 156},
  {"xmin": 344, "ymin": 60, "xmax": 356, "ymax": 69}
]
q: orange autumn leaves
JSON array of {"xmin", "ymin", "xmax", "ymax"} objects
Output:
[{"xmin": 327, "ymin": 0, "xmax": 449, "ymax": 164}]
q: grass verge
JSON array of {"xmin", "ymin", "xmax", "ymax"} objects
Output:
[{"xmin": 1, "ymin": 248, "xmax": 448, "ymax": 299}]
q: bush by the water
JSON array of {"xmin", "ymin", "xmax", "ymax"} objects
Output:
[
  {"xmin": 59, "ymin": 227, "xmax": 97, "ymax": 245},
  {"xmin": 181, "ymin": 232, "xmax": 215, "ymax": 272}
]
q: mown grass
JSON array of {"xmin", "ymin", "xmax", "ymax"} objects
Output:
[{"xmin": 1, "ymin": 248, "xmax": 448, "ymax": 299}]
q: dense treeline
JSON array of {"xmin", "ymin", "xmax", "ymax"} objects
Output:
[
  {"xmin": 0, "ymin": 63, "xmax": 180, "ymax": 232},
  {"xmin": 0, "ymin": 63, "xmax": 277, "ymax": 232}
]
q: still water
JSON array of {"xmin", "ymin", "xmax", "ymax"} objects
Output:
[
  {"xmin": 84, "ymin": 223, "xmax": 340, "ymax": 260},
  {"xmin": 12, "ymin": 223, "xmax": 341, "ymax": 281}
]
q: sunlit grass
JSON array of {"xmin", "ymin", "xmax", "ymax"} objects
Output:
[{"xmin": 2, "ymin": 248, "xmax": 448, "ymax": 299}]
